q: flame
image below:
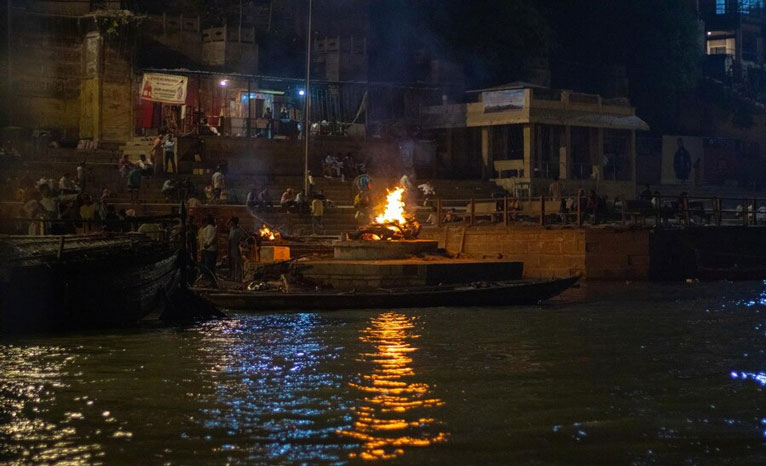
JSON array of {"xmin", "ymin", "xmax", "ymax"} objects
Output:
[
  {"xmin": 375, "ymin": 187, "xmax": 407, "ymax": 226},
  {"xmin": 258, "ymin": 225, "xmax": 280, "ymax": 241}
]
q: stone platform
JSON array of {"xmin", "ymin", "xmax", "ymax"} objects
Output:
[
  {"xmin": 300, "ymin": 258, "xmax": 523, "ymax": 290},
  {"xmin": 333, "ymin": 239, "xmax": 439, "ymax": 260}
]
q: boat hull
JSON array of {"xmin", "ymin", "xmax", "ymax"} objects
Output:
[
  {"xmin": 1, "ymin": 242, "xmax": 179, "ymax": 332},
  {"xmin": 201, "ymin": 276, "xmax": 579, "ymax": 311}
]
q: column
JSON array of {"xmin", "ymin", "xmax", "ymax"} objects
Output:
[
  {"xmin": 629, "ymin": 129, "xmax": 637, "ymax": 197},
  {"xmin": 523, "ymin": 124, "xmax": 534, "ymax": 180},
  {"xmin": 481, "ymin": 126, "xmax": 492, "ymax": 180},
  {"xmin": 559, "ymin": 125, "xmax": 570, "ymax": 180},
  {"xmin": 80, "ymin": 32, "xmax": 103, "ymax": 141}
]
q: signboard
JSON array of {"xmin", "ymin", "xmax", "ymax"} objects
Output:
[
  {"xmin": 482, "ymin": 89, "xmax": 525, "ymax": 113},
  {"xmin": 140, "ymin": 73, "xmax": 188, "ymax": 105},
  {"xmin": 661, "ymin": 135, "xmax": 703, "ymax": 185}
]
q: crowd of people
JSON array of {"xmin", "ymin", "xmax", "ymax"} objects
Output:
[
  {"xmin": 321, "ymin": 152, "xmax": 367, "ymax": 182},
  {"xmin": 190, "ymin": 213, "xmax": 270, "ymax": 288},
  {"xmin": 9, "ymin": 171, "xmax": 161, "ymax": 236}
]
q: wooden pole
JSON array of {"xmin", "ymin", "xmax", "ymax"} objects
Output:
[
  {"xmin": 577, "ymin": 189, "xmax": 583, "ymax": 227},
  {"xmin": 246, "ymin": 78, "xmax": 251, "ymax": 138},
  {"xmin": 469, "ymin": 198, "xmax": 474, "ymax": 226},
  {"xmin": 743, "ymin": 199, "xmax": 748, "ymax": 226},
  {"xmin": 539, "ymin": 195, "xmax": 545, "ymax": 226},
  {"xmin": 621, "ymin": 199, "xmax": 627, "ymax": 225},
  {"xmin": 682, "ymin": 196, "xmax": 690, "ymax": 225},
  {"xmin": 655, "ymin": 195, "xmax": 661, "ymax": 226},
  {"xmin": 713, "ymin": 197, "xmax": 720, "ymax": 226},
  {"xmin": 752, "ymin": 198, "xmax": 756, "ymax": 225},
  {"xmin": 436, "ymin": 198, "xmax": 442, "ymax": 227},
  {"xmin": 303, "ymin": 0, "xmax": 312, "ymax": 194},
  {"xmin": 56, "ymin": 236, "xmax": 65, "ymax": 260},
  {"xmin": 503, "ymin": 196, "xmax": 508, "ymax": 226}
]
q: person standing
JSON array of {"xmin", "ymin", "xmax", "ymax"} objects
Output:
[
  {"xmin": 151, "ymin": 133, "xmax": 164, "ymax": 176},
  {"xmin": 227, "ymin": 216, "xmax": 246, "ymax": 282},
  {"xmin": 186, "ymin": 214, "xmax": 199, "ymax": 265},
  {"xmin": 76, "ymin": 161, "xmax": 86, "ymax": 191},
  {"xmin": 164, "ymin": 134, "xmax": 176, "ymax": 174},
  {"xmin": 200, "ymin": 215, "xmax": 218, "ymax": 288},
  {"xmin": 310, "ymin": 195, "xmax": 325, "ymax": 234},
  {"xmin": 211, "ymin": 166, "xmax": 225, "ymax": 201},
  {"xmin": 127, "ymin": 165, "xmax": 142, "ymax": 204},
  {"xmin": 548, "ymin": 176, "xmax": 565, "ymax": 214}
]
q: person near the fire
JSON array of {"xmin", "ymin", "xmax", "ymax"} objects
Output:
[{"xmin": 200, "ymin": 215, "xmax": 218, "ymax": 288}]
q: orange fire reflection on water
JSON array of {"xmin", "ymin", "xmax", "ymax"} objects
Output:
[{"xmin": 338, "ymin": 312, "xmax": 447, "ymax": 461}]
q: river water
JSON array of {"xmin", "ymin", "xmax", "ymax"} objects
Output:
[{"xmin": 2, "ymin": 281, "xmax": 766, "ymax": 465}]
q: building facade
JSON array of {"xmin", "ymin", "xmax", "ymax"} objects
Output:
[{"xmin": 421, "ymin": 84, "xmax": 649, "ymax": 198}]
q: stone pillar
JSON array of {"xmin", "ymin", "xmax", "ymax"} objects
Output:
[
  {"xmin": 481, "ymin": 126, "xmax": 492, "ymax": 180},
  {"xmin": 629, "ymin": 129, "xmax": 637, "ymax": 197},
  {"xmin": 80, "ymin": 32, "xmax": 103, "ymax": 141},
  {"xmin": 559, "ymin": 125, "xmax": 570, "ymax": 180},
  {"xmin": 523, "ymin": 124, "xmax": 534, "ymax": 180},
  {"xmin": 589, "ymin": 127, "xmax": 604, "ymax": 181}
]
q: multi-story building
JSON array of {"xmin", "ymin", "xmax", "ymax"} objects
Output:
[{"xmin": 699, "ymin": 0, "xmax": 766, "ymax": 90}]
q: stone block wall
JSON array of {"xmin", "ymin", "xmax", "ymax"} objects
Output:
[
  {"xmin": 420, "ymin": 225, "xmax": 651, "ymax": 280},
  {"xmin": 420, "ymin": 226, "xmax": 587, "ymax": 279},
  {"xmin": 13, "ymin": 29, "xmax": 82, "ymax": 137},
  {"xmin": 584, "ymin": 228, "xmax": 650, "ymax": 279}
]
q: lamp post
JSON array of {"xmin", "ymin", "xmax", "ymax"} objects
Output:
[{"xmin": 303, "ymin": 0, "xmax": 312, "ymax": 194}]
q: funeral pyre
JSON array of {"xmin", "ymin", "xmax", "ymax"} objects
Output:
[
  {"xmin": 258, "ymin": 225, "xmax": 281, "ymax": 241},
  {"xmin": 351, "ymin": 186, "xmax": 421, "ymax": 241}
]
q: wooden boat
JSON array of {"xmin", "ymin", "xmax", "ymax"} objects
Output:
[
  {"xmin": 0, "ymin": 234, "xmax": 180, "ymax": 332},
  {"xmin": 200, "ymin": 276, "xmax": 580, "ymax": 311}
]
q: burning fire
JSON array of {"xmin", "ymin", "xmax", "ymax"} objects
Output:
[
  {"xmin": 258, "ymin": 225, "xmax": 281, "ymax": 241},
  {"xmin": 375, "ymin": 187, "xmax": 408, "ymax": 225},
  {"xmin": 357, "ymin": 186, "xmax": 420, "ymax": 241}
]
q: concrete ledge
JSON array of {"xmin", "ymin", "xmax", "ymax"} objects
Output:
[
  {"xmin": 301, "ymin": 258, "xmax": 523, "ymax": 290},
  {"xmin": 332, "ymin": 239, "xmax": 438, "ymax": 260}
]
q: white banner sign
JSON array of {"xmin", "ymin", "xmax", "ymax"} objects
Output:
[
  {"xmin": 140, "ymin": 73, "xmax": 188, "ymax": 105},
  {"xmin": 482, "ymin": 89, "xmax": 525, "ymax": 113}
]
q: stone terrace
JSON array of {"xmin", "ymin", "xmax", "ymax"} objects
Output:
[{"xmin": 0, "ymin": 147, "xmax": 507, "ymax": 236}]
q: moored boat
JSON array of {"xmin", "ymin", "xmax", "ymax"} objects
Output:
[
  {"xmin": 0, "ymin": 234, "xmax": 181, "ymax": 332},
  {"xmin": 199, "ymin": 276, "xmax": 580, "ymax": 311}
]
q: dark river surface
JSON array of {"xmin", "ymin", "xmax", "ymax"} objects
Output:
[{"xmin": 3, "ymin": 281, "xmax": 766, "ymax": 465}]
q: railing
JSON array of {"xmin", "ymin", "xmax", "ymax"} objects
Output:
[
  {"xmin": 424, "ymin": 193, "xmax": 766, "ymax": 229},
  {"xmin": 430, "ymin": 194, "xmax": 584, "ymax": 228}
]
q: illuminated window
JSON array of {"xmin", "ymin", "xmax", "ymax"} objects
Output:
[{"xmin": 717, "ymin": 0, "xmax": 726, "ymax": 13}]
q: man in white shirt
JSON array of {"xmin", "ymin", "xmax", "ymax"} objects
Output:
[
  {"xmin": 164, "ymin": 134, "xmax": 176, "ymax": 173},
  {"xmin": 199, "ymin": 215, "xmax": 218, "ymax": 288}
]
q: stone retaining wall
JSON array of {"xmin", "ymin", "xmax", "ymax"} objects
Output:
[{"xmin": 419, "ymin": 225, "xmax": 651, "ymax": 280}]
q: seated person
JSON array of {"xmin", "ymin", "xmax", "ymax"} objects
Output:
[
  {"xmin": 137, "ymin": 154, "xmax": 153, "ymax": 175},
  {"xmin": 280, "ymin": 188, "xmax": 297, "ymax": 211},
  {"xmin": 161, "ymin": 178, "xmax": 177, "ymax": 201}
]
